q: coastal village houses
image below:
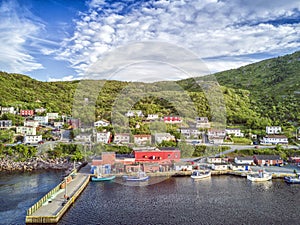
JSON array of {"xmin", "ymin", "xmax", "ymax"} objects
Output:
[
  {"xmin": 234, "ymin": 156, "xmax": 254, "ymax": 165},
  {"xmin": 113, "ymin": 133, "xmax": 130, "ymax": 144},
  {"xmin": 164, "ymin": 116, "xmax": 182, "ymax": 124},
  {"xmin": 133, "ymin": 134, "xmax": 151, "ymax": 146},
  {"xmin": 207, "ymin": 128, "xmax": 226, "ymax": 144},
  {"xmin": 20, "ymin": 110, "xmax": 34, "ymax": 117},
  {"xmin": 0, "ymin": 120, "xmax": 12, "ymax": 129},
  {"xmin": 24, "ymin": 120, "xmax": 39, "ymax": 128},
  {"xmin": 226, "ymin": 128, "xmax": 244, "ymax": 137},
  {"xmin": 0, "ymin": 106, "xmax": 15, "ymax": 115},
  {"xmin": 266, "ymin": 126, "xmax": 282, "ymax": 134},
  {"xmin": 95, "ymin": 131, "xmax": 111, "ymax": 144},
  {"xmin": 195, "ymin": 117, "xmax": 210, "ymax": 128},
  {"xmin": 24, "ymin": 135, "xmax": 42, "ymax": 144},
  {"xmin": 253, "ymin": 155, "xmax": 283, "ymax": 166},
  {"xmin": 46, "ymin": 113, "xmax": 59, "ymax": 120},
  {"xmin": 94, "ymin": 120, "xmax": 110, "ymax": 127},
  {"xmin": 179, "ymin": 127, "xmax": 202, "ymax": 139},
  {"xmin": 154, "ymin": 133, "xmax": 175, "ymax": 144},
  {"xmin": 261, "ymin": 135, "xmax": 288, "ymax": 145},
  {"xmin": 34, "ymin": 116, "xmax": 49, "ymax": 125},
  {"xmin": 16, "ymin": 126, "xmax": 36, "ymax": 135}
]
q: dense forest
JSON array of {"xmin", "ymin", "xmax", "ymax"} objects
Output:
[{"xmin": 0, "ymin": 50, "xmax": 299, "ymax": 132}]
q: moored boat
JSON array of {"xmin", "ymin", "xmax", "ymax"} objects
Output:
[
  {"xmin": 91, "ymin": 175, "xmax": 116, "ymax": 182},
  {"xmin": 284, "ymin": 176, "xmax": 300, "ymax": 184},
  {"xmin": 247, "ymin": 170, "xmax": 272, "ymax": 182},
  {"xmin": 191, "ymin": 170, "xmax": 211, "ymax": 180},
  {"xmin": 91, "ymin": 165, "xmax": 116, "ymax": 182},
  {"xmin": 123, "ymin": 171, "xmax": 149, "ymax": 182}
]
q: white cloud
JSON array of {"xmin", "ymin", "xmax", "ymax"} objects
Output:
[
  {"xmin": 56, "ymin": 0, "xmax": 300, "ymax": 80},
  {"xmin": 47, "ymin": 75, "xmax": 77, "ymax": 82},
  {"xmin": 0, "ymin": 0, "xmax": 44, "ymax": 73}
]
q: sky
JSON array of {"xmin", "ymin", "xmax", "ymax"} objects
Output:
[{"xmin": 0, "ymin": 0, "xmax": 299, "ymax": 82}]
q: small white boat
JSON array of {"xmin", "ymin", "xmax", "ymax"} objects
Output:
[
  {"xmin": 123, "ymin": 171, "xmax": 149, "ymax": 182},
  {"xmin": 191, "ymin": 170, "xmax": 211, "ymax": 180},
  {"xmin": 247, "ymin": 170, "xmax": 272, "ymax": 182},
  {"xmin": 91, "ymin": 166, "xmax": 115, "ymax": 182}
]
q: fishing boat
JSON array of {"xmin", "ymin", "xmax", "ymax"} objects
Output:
[
  {"xmin": 91, "ymin": 166, "xmax": 116, "ymax": 182},
  {"xmin": 123, "ymin": 171, "xmax": 149, "ymax": 182},
  {"xmin": 284, "ymin": 175, "xmax": 300, "ymax": 184},
  {"xmin": 247, "ymin": 170, "xmax": 272, "ymax": 182},
  {"xmin": 191, "ymin": 170, "xmax": 211, "ymax": 180}
]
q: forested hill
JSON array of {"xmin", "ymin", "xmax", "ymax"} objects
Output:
[
  {"xmin": 213, "ymin": 51, "xmax": 300, "ymax": 126},
  {"xmin": 0, "ymin": 50, "xmax": 299, "ymax": 129}
]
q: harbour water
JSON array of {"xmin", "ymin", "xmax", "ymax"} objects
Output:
[
  {"xmin": 1, "ymin": 172, "xmax": 300, "ymax": 225},
  {"xmin": 58, "ymin": 176, "xmax": 300, "ymax": 225},
  {"xmin": 0, "ymin": 170, "xmax": 64, "ymax": 225}
]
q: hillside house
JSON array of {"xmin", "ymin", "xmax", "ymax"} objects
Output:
[
  {"xmin": 24, "ymin": 135, "xmax": 42, "ymax": 144},
  {"xmin": 16, "ymin": 126, "xmax": 36, "ymax": 135},
  {"xmin": 20, "ymin": 110, "xmax": 34, "ymax": 117},
  {"xmin": 266, "ymin": 126, "xmax": 282, "ymax": 134},
  {"xmin": 94, "ymin": 120, "xmax": 110, "ymax": 127},
  {"xmin": 46, "ymin": 113, "xmax": 59, "ymax": 120},
  {"xmin": 0, "ymin": 120, "xmax": 12, "ymax": 129},
  {"xmin": 1, "ymin": 107, "xmax": 15, "ymax": 115},
  {"xmin": 261, "ymin": 135, "xmax": 288, "ymax": 145},
  {"xmin": 226, "ymin": 128, "xmax": 244, "ymax": 137},
  {"xmin": 114, "ymin": 133, "xmax": 130, "ymax": 144},
  {"xmin": 154, "ymin": 133, "xmax": 175, "ymax": 144},
  {"xmin": 164, "ymin": 116, "xmax": 182, "ymax": 124},
  {"xmin": 133, "ymin": 134, "xmax": 152, "ymax": 146},
  {"xmin": 95, "ymin": 131, "xmax": 111, "ymax": 144},
  {"xmin": 125, "ymin": 110, "xmax": 144, "ymax": 117},
  {"xmin": 195, "ymin": 117, "xmax": 210, "ymax": 128},
  {"xmin": 24, "ymin": 120, "xmax": 39, "ymax": 128}
]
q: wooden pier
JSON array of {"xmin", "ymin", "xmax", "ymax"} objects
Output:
[{"xmin": 26, "ymin": 165, "xmax": 91, "ymax": 224}]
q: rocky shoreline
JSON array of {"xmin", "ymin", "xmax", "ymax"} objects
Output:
[{"xmin": 0, "ymin": 157, "xmax": 74, "ymax": 172}]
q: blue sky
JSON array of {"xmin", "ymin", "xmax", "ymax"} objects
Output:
[{"xmin": 0, "ymin": 0, "xmax": 299, "ymax": 82}]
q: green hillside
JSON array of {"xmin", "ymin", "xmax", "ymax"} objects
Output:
[
  {"xmin": 214, "ymin": 51, "xmax": 300, "ymax": 126},
  {"xmin": 0, "ymin": 51, "xmax": 299, "ymax": 130}
]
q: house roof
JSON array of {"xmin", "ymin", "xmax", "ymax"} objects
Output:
[
  {"xmin": 254, "ymin": 155, "xmax": 281, "ymax": 160},
  {"xmin": 235, "ymin": 156, "xmax": 253, "ymax": 160},
  {"xmin": 265, "ymin": 135, "xmax": 287, "ymax": 138}
]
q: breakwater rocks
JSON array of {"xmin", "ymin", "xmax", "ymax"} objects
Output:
[{"xmin": 0, "ymin": 157, "xmax": 73, "ymax": 172}]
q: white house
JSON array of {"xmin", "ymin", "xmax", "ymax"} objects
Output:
[
  {"xmin": 35, "ymin": 107, "xmax": 46, "ymax": 114},
  {"xmin": 46, "ymin": 113, "xmax": 59, "ymax": 120},
  {"xmin": 226, "ymin": 128, "xmax": 244, "ymax": 137},
  {"xmin": 195, "ymin": 117, "xmax": 210, "ymax": 128},
  {"xmin": 75, "ymin": 133, "xmax": 92, "ymax": 142},
  {"xmin": 16, "ymin": 126, "xmax": 36, "ymax": 135},
  {"xmin": 34, "ymin": 116, "xmax": 49, "ymax": 125},
  {"xmin": 146, "ymin": 114, "xmax": 159, "ymax": 121},
  {"xmin": 174, "ymin": 162, "xmax": 193, "ymax": 171},
  {"xmin": 94, "ymin": 120, "xmax": 110, "ymax": 127},
  {"xmin": 154, "ymin": 133, "xmax": 175, "ymax": 144},
  {"xmin": 95, "ymin": 132, "xmax": 111, "ymax": 144},
  {"xmin": 24, "ymin": 135, "xmax": 42, "ymax": 144},
  {"xmin": 114, "ymin": 133, "xmax": 130, "ymax": 144},
  {"xmin": 125, "ymin": 110, "xmax": 144, "ymax": 117},
  {"xmin": 234, "ymin": 156, "xmax": 254, "ymax": 165},
  {"xmin": 24, "ymin": 120, "xmax": 39, "ymax": 128},
  {"xmin": 207, "ymin": 129, "xmax": 226, "ymax": 144},
  {"xmin": 179, "ymin": 127, "xmax": 202, "ymax": 139},
  {"xmin": 1, "ymin": 106, "xmax": 15, "ymax": 115},
  {"xmin": 229, "ymin": 163, "xmax": 250, "ymax": 171},
  {"xmin": 133, "ymin": 134, "xmax": 151, "ymax": 146},
  {"xmin": 211, "ymin": 163, "xmax": 229, "ymax": 171},
  {"xmin": 207, "ymin": 157, "xmax": 229, "ymax": 164},
  {"xmin": 0, "ymin": 120, "xmax": 12, "ymax": 129},
  {"xmin": 261, "ymin": 135, "xmax": 288, "ymax": 145},
  {"xmin": 266, "ymin": 126, "xmax": 282, "ymax": 134}
]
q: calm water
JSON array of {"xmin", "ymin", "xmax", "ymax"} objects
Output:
[
  {"xmin": 0, "ymin": 170, "xmax": 64, "ymax": 225},
  {"xmin": 58, "ymin": 176, "xmax": 300, "ymax": 225},
  {"xmin": 1, "ymin": 173, "xmax": 300, "ymax": 225}
]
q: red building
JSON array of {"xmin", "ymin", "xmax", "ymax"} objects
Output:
[
  {"xmin": 20, "ymin": 110, "xmax": 34, "ymax": 116},
  {"xmin": 163, "ymin": 116, "xmax": 182, "ymax": 124},
  {"xmin": 253, "ymin": 155, "xmax": 283, "ymax": 166},
  {"xmin": 134, "ymin": 147, "xmax": 181, "ymax": 163}
]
